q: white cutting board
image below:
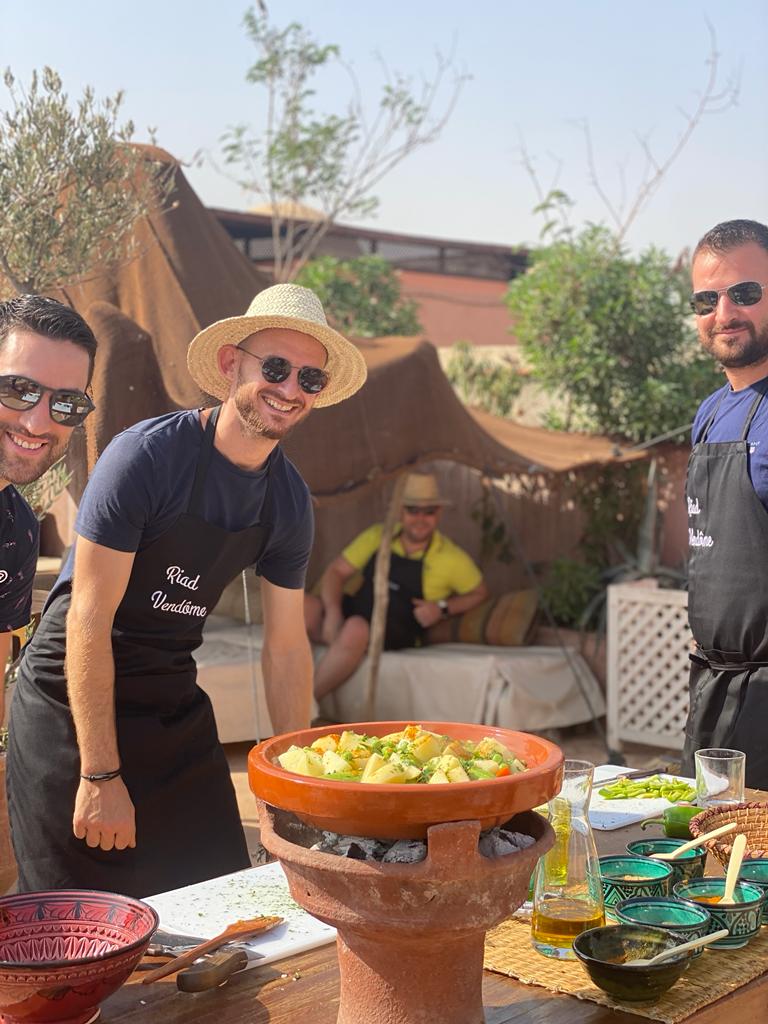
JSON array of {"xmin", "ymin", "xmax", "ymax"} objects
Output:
[
  {"xmin": 145, "ymin": 861, "xmax": 336, "ymax": 968},
  {"xmin": 589, "ymin": 764, "xmax": 696, "ymax": 831}
]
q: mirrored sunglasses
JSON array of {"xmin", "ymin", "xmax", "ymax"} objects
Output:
[
  {"xmin": 690, "ymin": 281, "xmax": 767, "ymax": 316},
  {"xmin": 238, "ymin": 349, "xmax": 329, "ymax": 394},
  {"xmin": 403, "ymin": 505, "xmax": 440, "ymax": 516},
  {"xmin": 0, "ymin": 375, "xmax": 94, "ymax": 426}
]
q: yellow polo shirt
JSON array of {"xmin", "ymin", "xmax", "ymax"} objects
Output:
[{"xmin": 341, "ymin": 525, "xmax": 482, "ymax": 602}]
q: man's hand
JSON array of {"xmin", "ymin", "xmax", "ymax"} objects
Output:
[
  {"xmin": 321, "ymin": 604, "xmax": 345, "ymax": 645},
  {"xmin": 412, "ymin": 598, "xmax": 443, "ymax": 629},
  {"xmin": 73, "ymin": 777, "xmax": 136, "ymax": 852}
]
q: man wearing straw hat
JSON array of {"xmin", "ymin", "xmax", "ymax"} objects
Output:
[
  {"xmin": 305, "ymin": 471, "xmax": 488, "ymax": 699},
  {"xmin": 8, "ymin": 284, "xmax": 366, "ymax": 898}
]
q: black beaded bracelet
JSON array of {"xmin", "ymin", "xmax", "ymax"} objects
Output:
[{"xmin": 81, "ymin": 768, "xmax": 121, "ymax": 782}]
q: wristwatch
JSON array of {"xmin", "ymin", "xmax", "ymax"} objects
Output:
[{"xmin": 437, "ymin": 599, "xmax": 450, "ymax": 618}]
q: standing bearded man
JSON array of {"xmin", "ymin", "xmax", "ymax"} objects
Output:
[
  {"xmin": 681, "ymin": 219, "xmax": 768, "ymax": 788},
  {"xmin": 8, "ymin": 284, "xmax": 366, "ymax": 897}
]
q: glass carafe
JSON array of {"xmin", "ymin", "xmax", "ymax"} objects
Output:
[{"xmin": 531, "ymin": 759, "xmax": 604, "ymax": 959}]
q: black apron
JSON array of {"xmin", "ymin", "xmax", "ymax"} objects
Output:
[
  {"xmin": 342, "ymin": 535, "xmax": 429, "ymax": 650},
  {"xmin": 8, "ymin": 407, "xmax": 272, "ymax": 896},
  {"xmin": 681, "ymin": 384, "xmax": 768, "ymax": 788}
]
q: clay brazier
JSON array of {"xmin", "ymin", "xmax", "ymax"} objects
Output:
[{"xmin": 257, "ymin": 802, "xmax": 554, "ymax": 1024}]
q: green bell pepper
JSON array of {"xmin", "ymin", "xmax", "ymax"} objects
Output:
[{"xmin": 640, "ymin": 804, "xmax": 699, "ymax": 839}]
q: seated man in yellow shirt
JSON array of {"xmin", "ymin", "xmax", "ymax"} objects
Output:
[{"xmin": 305, "ymin": 473, "xmax": 488, "ymax": 698}]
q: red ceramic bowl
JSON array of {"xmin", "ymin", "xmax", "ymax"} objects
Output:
[
  {"xmin": 0, "ymin": 889, "xmax": 158, "ymax": 1024},
  {"xmin": 249, "ymin": 721, "xmax": 564, "ymax": 839}
]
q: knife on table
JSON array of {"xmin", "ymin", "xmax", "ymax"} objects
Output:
[{"xmin": 141, "ymin": 916, "xmax": 282, "ymax": 985}]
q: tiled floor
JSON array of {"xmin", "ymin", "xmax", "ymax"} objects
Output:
[{"xmin": 225, "ymin": 724, "xmax": 683, "ymax": 867}]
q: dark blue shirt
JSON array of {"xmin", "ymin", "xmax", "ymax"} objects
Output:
[
  {"xmin": 692, "ymin": 375, "xmax": 768, "ymax": 510},
  {"xmin": 0, "ymin": 485, "xmax": 39, "ymax": 632},
  {"xmin": 51, "ymin": 409, "xmax": 313, "ymax": 597}
]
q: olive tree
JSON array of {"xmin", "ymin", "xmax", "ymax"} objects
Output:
[{"xmin": 0, "ymin": 67, "xmax": 173, "ymax": 298}]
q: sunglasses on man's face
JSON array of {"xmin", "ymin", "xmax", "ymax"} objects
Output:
[
  {"xmin": 237, "ymin": 349, "xmax": 329, "ymax": 394},
  {"xmin": 404, "ymin": 505, "xmax": 440, "ymax": 516},
  {"xmin": 0, "ymin": 375, "xmax": 94, "ymax": 426},
  {"xmin": 690, "ymin": 281, "xmax": 767, "ymax": 316}
]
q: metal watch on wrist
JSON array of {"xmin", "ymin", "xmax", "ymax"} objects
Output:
[{"xmin": 437, "ymin": 599, "xmax": 450, "ymax": 618}]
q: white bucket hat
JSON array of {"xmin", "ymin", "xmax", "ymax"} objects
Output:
[{"xmin": 186, "ymin": 284, "xmax": 367, "ymax": 408}]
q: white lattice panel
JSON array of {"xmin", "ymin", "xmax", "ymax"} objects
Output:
[{"xmin": 607, "ymin": 584, "xmax": 691, "ymax": 752}]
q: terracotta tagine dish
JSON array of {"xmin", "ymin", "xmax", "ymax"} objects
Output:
[
  {"xmin": 248, "ymin": 720, "xmax": 563, "ymax": 839},
  {"xmin": 250, "ymin": 721, "xmax": 561, "ymax": 1024},
  {"xmin": 0, "ymin": 889, "xmax": 157, "ymax": 1024}
]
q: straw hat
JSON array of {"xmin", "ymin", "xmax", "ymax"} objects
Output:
[
  {"xmin": 401, "ymin": 473, "xmax": 452, "ymax": 507},
  {"xmin": 186, "ymin": 284, "xmax": 367, "ymax": 408}
]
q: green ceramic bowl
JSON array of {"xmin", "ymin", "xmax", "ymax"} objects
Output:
[
  {"xmin": 626, "ymin": 839, "xmax": 707, "ymax": 886},
  {"xmin": 615, "ymin": 897, "xmax": 711, "ymax": 956},
  {"xmin": 673, "ymin": 877, "xmax": 765, "ymax": 948},
  {"xmin": 600, "ymin": 856, "xmax": 674, "ymax": 917},
  {"xmin": 573, "ymin": 924, "xmax": 691, "ymax": 1002},
  {"xmin": 738, "ymin": 860, "xmax": 768, "ymax": 924}
]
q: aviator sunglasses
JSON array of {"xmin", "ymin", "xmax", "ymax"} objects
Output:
[
  {"xmin": 404, "ymin": 505, "xmax": 440, "ymax": 516},
  {"xmin": 690, "ymin": 281, "xmax": 767, "ymax": 316},
  {"xmin": 0, "ymin": 375, "xmax": 94, "ymax": 426},
  {"xmin": 237, "ymin": 348, "xmax": 329, "ymax": 394}
]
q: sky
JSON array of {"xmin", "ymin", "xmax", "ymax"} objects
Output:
[{"xmin": 2, "ymin": 0, "xmax": 767, "ymax": 259}]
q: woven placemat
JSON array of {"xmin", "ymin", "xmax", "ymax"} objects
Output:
[{"xmin": 484, "ymin": 918, "xmax": 768, "ymax": 1023}]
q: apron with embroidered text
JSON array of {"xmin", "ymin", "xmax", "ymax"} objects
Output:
[
  {"xmin": 8, "ymin": 407, "xmax": 272, "ymax": 896},
  {"xmin": 681, "ymin": 383, "xmax": 768, "ymax": 788}
]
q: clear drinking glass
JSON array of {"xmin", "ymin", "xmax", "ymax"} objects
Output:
[
  {"xmin": 695, "ymin": 748, "xmax": 746, "ymax": 808},
  {"xmin": 531, "ymin": 759, "xmax": 605, "ymax": 959}
]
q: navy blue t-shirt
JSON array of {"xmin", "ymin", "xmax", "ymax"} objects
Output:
[
  {"xmin": 52, "ymin": 409, "xmax": 313, "ymax": 598},
  {"xmin": 0, "ymin": 486, "xmax": 39, "ymax": 632},
  {"xmin": 692, "ymin": 375, "xmax": 768, "ymax": 510}
]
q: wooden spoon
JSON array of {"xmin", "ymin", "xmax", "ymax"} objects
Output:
[
  {"xmin": 141, "ymin": 916, "xmax": 283, "ymax": 984},
  {"xmin": 649, "ymin": 822, "xmax": 736, "ymax": 860},
  {"xmin": 720, "ymin": 833, "xmax": 748, "ymax": 903},
  {"xmin": 627, "ymin": 929, "xmax": 730, "ymax": 966}
]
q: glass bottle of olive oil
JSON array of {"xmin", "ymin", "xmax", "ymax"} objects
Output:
[{"xmin": 531, "ymin": 760, "xmax": 604, "ymax": 959}]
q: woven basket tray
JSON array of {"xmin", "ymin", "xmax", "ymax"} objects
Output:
[{"xmin": 690, "ymin": 802, "xmax": 768, "ymax": 867}]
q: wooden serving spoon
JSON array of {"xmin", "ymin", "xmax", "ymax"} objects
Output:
[
  {"xmin": 649, "ymin": 822, "xmax": 736, "ymax": 860},
  {"xmin": 720, "ymin": 833, "xmax": 748, "ymax": 903},
  {"xmin": 141, "ymin": 916, "xmax": 283, "ymax": 984},
  {"xmin": 626, "ymin": 929, "xmax": 730, "ymax": 966}
]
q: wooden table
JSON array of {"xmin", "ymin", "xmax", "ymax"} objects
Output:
[{"xmin": 102, "ymin": 808, "xmax": 768, "ymax": 1023}]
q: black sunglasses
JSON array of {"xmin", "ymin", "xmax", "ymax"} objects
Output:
[
  {"xmin": 0, "ymin": 375, "xmax": 94, "ymax": 426},
  {"xmin": 404, "ymin": 505, "xmax": 440, "ymax": 516},
  {"xmin": 237, "ymin": 349, "xmax": 329, "ymax": 394},
  {"xmin": 690, "ymin": 281, "xmax": 767, "ymax": 316}
]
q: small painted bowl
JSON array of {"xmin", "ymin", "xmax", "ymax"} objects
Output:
[
  {"xmin": 738, "ymin": 860, "xmax": 768, "ymax": 924},
  {"xmin": 573, "ymin": 924, "xmax": 692, "ymax": 1002},
  {"xmin": 615, "ymin": 897, "xmax": 711, "ymax": 956},
  {"xmin": 673, "ymin": 877, "xmax": 765, "ymax": 948},
  {"xmin": 626, "ymin": 839, "xmax": 707, "ymax": 886},
  {"xmin": 600, "ymin": 856, "xmax": 673, "ymax": 917}
]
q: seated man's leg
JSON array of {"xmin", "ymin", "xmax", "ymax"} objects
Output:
[
  {"xmin": 314, "ymin": 615, "xmax": 370, "ymax": 699},
  {"xmin": 304, "ymin": 592, "xmax": 324, "ymax": 641}
]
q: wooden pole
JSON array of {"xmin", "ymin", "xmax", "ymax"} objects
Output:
[{"xmin": 365, "ymin": 473, "xmax": 408, "ymax": 720}]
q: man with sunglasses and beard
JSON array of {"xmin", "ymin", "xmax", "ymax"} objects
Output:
[
  {"xmin": 8, "ymin": 284, "xmax": 367, "ymax": 898},
  {"xmin": 681, "ymin": 219, "xmax": 768, "ymax": 789},
  {"xmin": 0, "ymin": 295, "xmax": 96, "ymax": 722},
  {"xmin": 305, "ymin": 472, "xmax": 488, "ymax": 699}
]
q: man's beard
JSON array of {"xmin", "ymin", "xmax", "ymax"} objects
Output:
[
  {"xmin": 701, "ymin": 318, "xmax": 768, "ymax": 369},
  {"xmin": 0, "ymin": 423, "xmax": 68, "ymax": 485},
  {"xmin": 233, "ymin": 374, "xmax": 306, "ymax": 441}
]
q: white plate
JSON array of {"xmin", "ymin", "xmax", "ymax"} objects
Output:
[{"xmin": 589, "ymin": 764, "xmax": 696, "ymax": 831}]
